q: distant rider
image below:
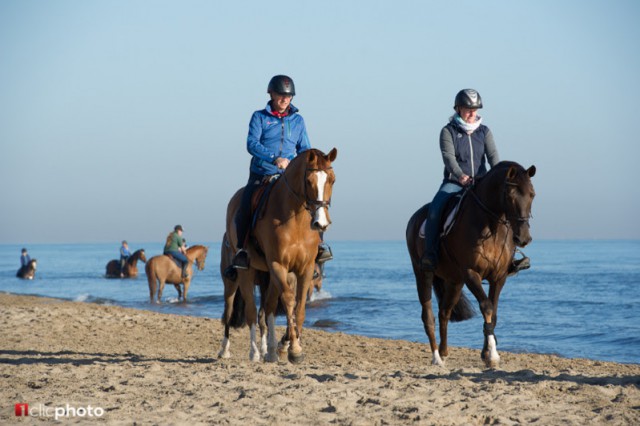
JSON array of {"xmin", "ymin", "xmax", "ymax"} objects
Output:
[
  {"xmin": 20, "ymin": 248, "xmax": 31, "ymax": 267},
  {"xmin": 119, "ymin": 240, "xmax": 131, "ymax": 277},
  {"xmin": 164, "ymin": 225, "xmax": 189, "ymax": 279}
]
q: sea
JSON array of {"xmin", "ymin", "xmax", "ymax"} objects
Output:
[{"xmin": 1, "ymin": 240, "xmax": 639, "ymax": 365}]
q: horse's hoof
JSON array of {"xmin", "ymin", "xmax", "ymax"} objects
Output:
[
  {"xmin": 218, "ymin": 351, "xmax": 231, "ymax": 359},
  {"xmin": 264, "ymin": 352, "xmax": 279, "ymax": 363},
  {"xmin": 288, "ymin": 351, "xmax": 305, "ymax": 364}
]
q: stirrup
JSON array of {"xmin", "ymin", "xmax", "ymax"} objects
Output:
[
  {"xmin": 508, "ymin": 250, "xmax": 531, "ymax": 276},
  {"xmin": 316, "ymin": 244, "xmax": 333, "ymax": 264},
  {"xmin": 232, "ymin": 249, "xmax": 250, "ymax": 270}
]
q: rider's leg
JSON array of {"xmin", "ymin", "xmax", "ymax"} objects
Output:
[
  {"xmin": 421, "ymin": 182, "xmax": 463, "ymax": 271},
  {"xmin": 232, "ymin": 174, "xmax": 261, "ymax": 269}
]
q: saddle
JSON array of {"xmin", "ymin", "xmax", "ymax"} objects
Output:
[
  {"xmin": 419, "ymin": 191, "xmax": 467, "ymax": 239},
  {"xmin": 250, "ymin": 175, "xmax": 280, "ymax": 230},
  {"xmin": 164, "ymin": 253, "xmax": 183, "ymax": 268}
]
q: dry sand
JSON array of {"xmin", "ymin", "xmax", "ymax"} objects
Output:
[{"xmin": 1, "ymin": 293, "xmax": 639, "ymax": 425}]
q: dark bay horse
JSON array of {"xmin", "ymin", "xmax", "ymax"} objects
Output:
[
  {"xmin": 17, "ymin": 259, "xmax": 37, "ymax": 280},
  {"xmin": 145, "ymin": 245, "xmax": 209, "ymax": 303},
  {"xmin": 105, "ymin": 249, "xmax": 147, "ymax": 278},
  {"xmin": 406, "ymin": 161, "xmax": 536, "ymax": 367},
  {"xmin": 218, "ymin": 148, "xmax": 337, "ymax": 363}
]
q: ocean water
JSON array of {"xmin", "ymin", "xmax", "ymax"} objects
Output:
[{"xmin": 1, "ymin": 240, "xmax": 639, "ymax": 364}]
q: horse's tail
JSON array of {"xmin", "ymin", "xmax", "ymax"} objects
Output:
[
  {"xmin": 224, "ymin": 288, "xmax": 247, "ymax": 328},
  {"xmin": 432, "ymin": 276, "xmax": 475, "ymax": 322}
]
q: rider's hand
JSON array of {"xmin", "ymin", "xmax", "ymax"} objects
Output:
[
  {"xmin": 275, "ymin": 157, "xmax": 290, "ymax": 170},
  {"xmin": 459, "ymin": 175, "xmax": 472, "ymax": 186}
]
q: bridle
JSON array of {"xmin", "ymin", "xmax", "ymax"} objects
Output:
[
  {"xmin": 282, "ymin": 166, "xmax": 333, "ymax": 214},
  {"xmin": 468, "ymin": 179, "xmax": 532, "ymax": 230}
]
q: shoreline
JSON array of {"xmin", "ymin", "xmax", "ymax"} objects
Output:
[{"xmin": 1, "ymin": 293, "xmax": 639, "ymax": 424}]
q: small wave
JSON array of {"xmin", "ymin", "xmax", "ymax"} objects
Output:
[
  {"xmin": 309, "ymin": 289, "xmax": 332, "ymax": 302},
  {"xmin": 74, "ymin": 294, "xmax": 91, "ymax": 303},
  {"xmin": 73, "ymin": 294, "xmax": 114, "ymax": 305}
]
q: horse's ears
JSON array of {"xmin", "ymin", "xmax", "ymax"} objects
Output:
[
  {"xmin": 308, "ymin": 150, "xmax": 317, "ymax": 163},
  {"xmin": 326, "ymin": 147, "xmax": 338, "ymax": 162},
  {"xmin": 527, "ymin": 165, "xmax": 536, "ymax": 178},
  {"xmin": 507, "ymin": 166, "xmax": 517, "ymax": 180}
]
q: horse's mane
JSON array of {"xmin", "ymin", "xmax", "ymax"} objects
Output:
[
  {"xmin": 287, "ymin": 148, "xmax": 331, "ymax": 171},
  {"xmin": 476, "ymin": 161, "xmax": 524, "ymax": 184}
]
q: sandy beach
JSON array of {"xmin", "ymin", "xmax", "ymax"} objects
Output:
[{"xmin": 1, "ymin": 293, "xmax": 639, "ymax": 425}]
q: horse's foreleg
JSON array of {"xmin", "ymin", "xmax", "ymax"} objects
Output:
[
  {"xmin": 258, "ymin": 305, "xmax": 267, "ymax": 357},
  {"xmin": 263, "ymin": 276, "xmax": 282, "ymax": 363},
  {"xmin": 183, "ymin": 280, "xmax": 190, "ymax": 303},
  {"xmin": 282, "ymin": 273, "xmax": 305, "ymax": 364},
  {"xmin": 264, "ymin": 312, "xmax": 279, "ymax": 363}
]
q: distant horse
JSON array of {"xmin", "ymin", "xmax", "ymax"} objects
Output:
[
  {"xmin": 17, "ymin": 259, "xmax": 37, "ymax": 280},
  {"xmin": 145, "ymin": 245, "xmax": 209, "ymax": 303},
  {"xmin": 105, "ymin": 249, "xmax": 147, "ymax": 278},
  {"xmin": 406, "ymin": 161, "xmax": 536, "ymax": 367},
  {"xmin": 218, "ymin": 148, "xmax": 337, "ymax": 363}
]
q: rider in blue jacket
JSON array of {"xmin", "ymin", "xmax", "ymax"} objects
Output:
[{"xmin": 230, "ymin": 75, "xmax": 332, "ymax": 270}]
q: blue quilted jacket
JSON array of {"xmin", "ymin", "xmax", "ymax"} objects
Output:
[{"xmin": 247, "ymin": 102, "xmax": 311, "ymax": 176}]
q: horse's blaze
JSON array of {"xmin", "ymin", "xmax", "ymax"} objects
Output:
[{"xmin": 312, "ymin": 171, "xmax": 331, "ymax": 230}]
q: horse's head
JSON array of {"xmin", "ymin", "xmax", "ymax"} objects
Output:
[
  {"xmin": 303, "ymin": 148, "xmax": 337, "ymax": 231},
  {"xmin": 191, "ymin": 245, "xmax": 208, "ymax": 271},
  {"xmin": 504, "ymin": 163, "xmax": 536, "ymax": 247},
  {"xmin": 138, "ymin": 249, "xmax": 147, "ymax": 263},
  {"xmin": 30, "ymin": 259, "xmax": 37, "ymax": 270}
]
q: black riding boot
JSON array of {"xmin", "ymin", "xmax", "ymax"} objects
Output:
[
  {"xmin": 508, "ymin": 251, "xmax": 531, "ymax": 276},
  {"xmin": 232, "ymin": 176, "xmax": 259, "ymax": 270},
  {"xmin": 181, "ymin": 263, "xmax": 189, "ymax": 279}
]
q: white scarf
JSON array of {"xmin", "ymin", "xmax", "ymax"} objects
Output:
[{"xmin": 452, "ymin": 113, "xmax": 482, "ymax": 134}]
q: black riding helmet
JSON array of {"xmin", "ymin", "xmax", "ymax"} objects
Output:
[
  {"xmin": 454, "ymin": 89, "xmax": 483, "ymax": 109},
  {"xmin": 268, "ymin": 75, "xmax": 296, "ymax": 96}
]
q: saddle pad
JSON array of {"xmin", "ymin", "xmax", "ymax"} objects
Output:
[{"xmin": 418, "ymin": 192, "xmax": 467, "ymax": 239}]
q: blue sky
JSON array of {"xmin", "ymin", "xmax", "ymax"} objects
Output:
[{"xmin": 1, "ymin": 0, "xmax": 639, "ymax": 244}]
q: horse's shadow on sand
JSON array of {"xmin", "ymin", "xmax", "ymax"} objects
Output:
[
  {"xmin": 1, "ymin": 349, "xmax": 637, "ymax": 389},
  {"xmin": 0, "ymin": 349, "xmax": 215, "ymax": 366},
  {"xmin": 418, "ymin": 368, "xmax": 639, "ymax": 388}
]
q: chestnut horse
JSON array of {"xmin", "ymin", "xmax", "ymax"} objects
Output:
[
  {"xmin": 406, "ymin": 161, "xmax": 536, "ymax": 367},
  {"xmin": 218, "ymin": 232, "xmax": 325, "ymax": 361},
  {"xmin": 218, "ymin": 148, "xmax": 337, "ymax": 363},
  {"xmin": 105, "ymin": 249, "xmax": 147, "ymax": 278},
  {"xmin": 145, "ymin": 245, "xmax": 208, "ymax": 303},
  {"xmin": 16, "ymin": 259, "xmax": 37, "ymax": 280}
]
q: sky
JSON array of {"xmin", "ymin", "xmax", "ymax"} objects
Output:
[{"xmin": 1, "ymin": 0, "xmax": 639, "ymax": 244}]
